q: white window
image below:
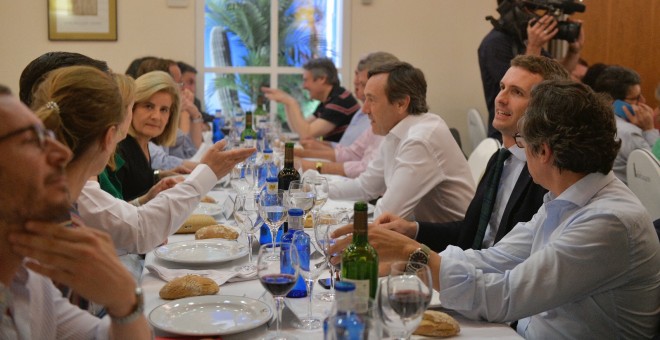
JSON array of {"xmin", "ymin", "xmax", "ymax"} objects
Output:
[{"xmin": 197, "ymin": 0, "xmax": 348, "ymax": 121}]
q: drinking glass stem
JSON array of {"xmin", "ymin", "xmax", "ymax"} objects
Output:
[
  {"xmin": 274, "ymin": 296, "xmax": 283, "ymax": 336},
  {"xmin": 305, "ymin": 279, "xmax": 314, "ymax": 319},
  {"xmin": 246, "ymin": 233, "xmax": 254, "ymax": 264},
  {"xmin": 270, "ymin": 225, "xmax": 278, "ymax": 250}
]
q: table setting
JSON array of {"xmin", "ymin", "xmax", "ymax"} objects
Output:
[{"xmin": 138, "ymin": 160, "xmax": 522, "ymax": 339}]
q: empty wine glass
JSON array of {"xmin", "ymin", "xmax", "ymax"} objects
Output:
[
  {"xmin": 377, "ymin": 262, "xmax": 431, "ymax": 339},
  {"xmin": 230, "ymin": 162, "xmax": 254, "ymax": 194},
  {"xmin": 257, "ymin": 243, "xmax": 300, "ymax": 340},
  {"xmin": 313, "ymin": 212, "xmax": 347, "ymax": 301},
  {"xmin": 258, "ymin": 189, "xmax": 288, "ymax": 252},
  {"xmin": 292, "ymin": 232, "xmax": 327, "ymax": 330},
  {"xmin": 287, "ymin": 180, "xmax": 315, "ymax": 218},
  {"xmin": 302, "ymin": 176, "xmax": 328, "ymax": 217},
  {"xmin": 233, "ymin": 193, "xmax": 260, "ymax": 271}
]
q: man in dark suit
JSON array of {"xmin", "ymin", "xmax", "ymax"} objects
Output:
[{"xmin": 375, "ymin": 55, "xmax": 570, "ymax": 252}]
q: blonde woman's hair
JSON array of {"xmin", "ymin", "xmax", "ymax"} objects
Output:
[
  {"xmin": 131, "ymin": 71, "xmax": 180, "ymax": 146},
  {"xmin": 107, "ymin": 73, "xmax": 136, "ymax": 170},
  {"xmin": 31, "ymin": 66, "xmax": 122, "ymax": 161}
]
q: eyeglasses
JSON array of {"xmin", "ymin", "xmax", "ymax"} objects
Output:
[
  {"xmin": 514, "ymin": 133, "xmax": 527, "ymax": 148},
  {"xmin": 624, "ymin": 94, "xmax": 644, "ymax": 105},
  {"xmin": 0, "ymin": 124, "xmax": 56, "ymax": 150}
]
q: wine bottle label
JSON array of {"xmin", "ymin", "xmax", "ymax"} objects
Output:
[{"xmin": 342, "ymin": 278, "xmax": 369, "ymax": 313}]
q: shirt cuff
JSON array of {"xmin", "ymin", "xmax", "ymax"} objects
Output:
[
  {"xmin": 413, "ymin": 221, "xmax": 420, "ymax": 240},
  {"xmin": 184, "ymin": 164, "xmax": 217, "ymax": 194}
]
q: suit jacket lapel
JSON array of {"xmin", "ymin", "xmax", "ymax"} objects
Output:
[{"xmin": 495, "ymin": 164, "xmax": 532, "ymax": 241}]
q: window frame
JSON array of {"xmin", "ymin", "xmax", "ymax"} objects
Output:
[{"xmin": 195, "ymin": 0, "xmax": 351, "ymax": 119}]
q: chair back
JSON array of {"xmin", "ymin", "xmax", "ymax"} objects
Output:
[
  {"xmin": 467, "ymin": 108, "xmax": 487, "ymax": 152},
  {"xmin": 627, "ymin": 149, "xmax": 660, "ymax": 220},
  {"xmin": 468, "ymin": 138, "xmax": 500, "ymax": 183}
]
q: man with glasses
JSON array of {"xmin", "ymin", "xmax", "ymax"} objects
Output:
[
  {"xmin": 593, "ymin": 65, "xmax": 659, "ymax": 184},
  {"xmin": 332, "ymin": 80, "xmax": 660, "ymax": 338},
  {"xmin": 373, "ymin": 55, "xmax": 567, "ymax": 252},
  {"xmin": 0, "ymin": 86, "xmax": 152, "ymax": 338}
]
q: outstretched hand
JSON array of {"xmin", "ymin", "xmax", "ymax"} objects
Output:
[{"xmin": 200, "ymin": 139, "xmax": 256, "ymax": 179}]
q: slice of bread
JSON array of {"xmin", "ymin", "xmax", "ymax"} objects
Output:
[
  {"xmin": 195, "ymin": 224, "xmax": 239, "ymax": 240},
  {"xmin": 175, "ymin": 214, "xmax": 217, "ymax": 234},
  {"xmin": 159, "ymin": 274, "xmax": 219, "ymax": 300},
  {"xmin": 413, "ymin": 310, "xmax": 460, "ymax": 337}
]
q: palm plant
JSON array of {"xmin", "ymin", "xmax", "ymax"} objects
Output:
[{"xmin": 206, "ymin": 0, "xmax": 329, "ymax": 116}]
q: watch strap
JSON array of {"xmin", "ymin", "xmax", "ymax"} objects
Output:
[{"xmin": 110, "ymin": 287, "xmax": 144, "ymax": 325}]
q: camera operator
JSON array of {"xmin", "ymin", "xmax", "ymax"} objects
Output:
[{"xmin": 478, "ymin": 0, "xmax": 585, "ymax": 141}]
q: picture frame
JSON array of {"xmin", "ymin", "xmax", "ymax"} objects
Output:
[{"xmin": 48, "ymin": 0, "xmax": 117, "ymax": 41}]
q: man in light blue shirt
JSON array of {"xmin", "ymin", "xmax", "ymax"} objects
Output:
[{"xmin": 331, "ymin": 80, "xmax": 660, "ymax": 338}]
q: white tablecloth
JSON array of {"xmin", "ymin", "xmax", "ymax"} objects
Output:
[{"xmin": 139, "ymin": 188, "xmax": 522, "ymax": 339}]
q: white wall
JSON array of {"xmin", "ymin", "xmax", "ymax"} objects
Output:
[{"xmin": 0, "ymin": 0, "xmax": 496, "ymax": 152}]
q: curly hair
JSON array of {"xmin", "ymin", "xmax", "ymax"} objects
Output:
[
  {"xmin": 520, "ymin": 80, "xmax": 621, "ymax": 175},
  {"xmin": 368, "ymin": 61, "xmax": 428, "ymax": 115}
]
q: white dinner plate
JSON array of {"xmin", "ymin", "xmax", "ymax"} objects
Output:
[
  {"xmin": 154, "ymin": 239, "xmax": 247, "ymax": 264},
  {"xmin": 194, "ymin": 202, "xmax": 223, "ymax": 216},
  {"xmin": 149, "ymin": 295, "xmax": 272, "ymax": 336}
]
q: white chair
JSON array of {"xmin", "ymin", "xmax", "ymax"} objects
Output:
[
  {"xmin": 627, "ymin": 149, "xmax": 660, "ymax": 220},
  {"xmin": 467, "ymin": 138, "xmax": 501, "ymax": 183},
  {"xmin": 467, "ymin": 108, "xmax": 487, "ymax": 153}
]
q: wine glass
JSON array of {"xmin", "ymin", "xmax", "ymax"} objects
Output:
[
  {"xmin": 258, "ymin": 189, "xmax": 288, "ymax": 252},
  {"xmin": 302, "ymin": 176, "xmax": 329, "ymax": 217},
  {"xmin": 286, "ymin": 180, "xmax": 315, "ymax": 217},
  {"xmin": 390, "ymin": 261, "xmax": 433, "ymax": 310},
  {"xmin": 230, "ymin": 162, "xmax": 252, "ymax": 194},
  {"xmin": 313, "ymin": 212, "xmax": 347, "ymax": 301},
  {"xmin": 242, "ymin": 162, "xmax": 258, "ymax": 193},
  {"xmin": 257, "ymin": 243, "xmax": 300, "ymax": 340},
  {"xmin": 292, "ymin": 232, "xmax": 327, "ymax": 330},
  {"xmin": 377, "ymin": 262, "xmax": 431, "ymax": 339},
  {"xmin": 232, "ymin": 193, "xmax": 260, "ymax": 271}
]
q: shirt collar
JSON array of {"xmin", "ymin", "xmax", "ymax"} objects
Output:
[
  {"xmin": 387, "ymin": 113, "xmax": 419, "ymax": 140},
  {"xmin": 544, "ymin": 171, "xmax": 616, "ymax": 206},
  {"xmin": 507, "ymin": 144, "xmax": 527, "ymax": 162}
]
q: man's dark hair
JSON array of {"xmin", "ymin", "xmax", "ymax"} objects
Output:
[
  {"xmin": 135, "ymin": 58, "xmax": 174, "ymax": 78},
  {"xmin": 0, "ymin": 85, "xmax": 11, "ymax": 95},
  {"xmin": 593, "ymin": 65, "xmax": 641, "ymax": 101},
  {"xmin": 177, "ymin": 61, "xmax": 197, "ymax": 74},
  {"xmin": 581, "ymin": 62, "xmax": 608, "ymax": 90},
  {"xmin": 125, "ymin": 56, "xmax": 156, "ymax": 78},
  {"xmin": 368, "ymin": 61, "xmax": 428, "ymax": 115},
  {"xmin": 510, "ymin": 55, "xmax": 570, "ymax": 81},
  {"xmin": 302, "ymin": 58, "xmax": 339, "ymax": 87},
  {"xmin": 19, "ymin": 51, "xmax": 109, "ymax": 106},
  {"xmin": 520, "ymin": 80, "xmax": 620, "ymax": 175}
]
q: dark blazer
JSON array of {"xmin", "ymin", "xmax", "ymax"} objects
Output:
[{"xmin": 416, "ymin": 150, "xmax": 547, "ymax": 252}]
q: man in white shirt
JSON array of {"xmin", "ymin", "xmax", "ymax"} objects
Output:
[
  {"xmin": 329, "ymin": 62, "xmax": 475, "ymax": 222},
  {"xmin": 0, "ymin": 88, "xmax": 151, "ymax": 339},
  {"xmin": 331, "ymin": 80, "xmax": 660, "ymax": 338}
]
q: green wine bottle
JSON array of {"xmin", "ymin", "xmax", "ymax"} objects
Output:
[
  {"xmin": 240, "ymin": 110, "xmax": 258, "ymax": 142},
  {"xmin": 341, "ymin": 201, "xmax": 378, "ymax": 313},
  {"xmin": 254, "ymin": 95, "xmax": 268, "ymax": 117},
  {"xmin": 277, "ymin": 142, "xmax": 300, "ymax": 191}
]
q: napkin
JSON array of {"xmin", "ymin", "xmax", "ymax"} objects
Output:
[{"xmin": 146, "ymin": 264, "xmax": 257, "ymax": 286}]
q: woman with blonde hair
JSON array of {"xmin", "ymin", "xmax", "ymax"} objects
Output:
[{"xmin": 116, "ymin": 71, "xmax": 182, "ymax": 201}]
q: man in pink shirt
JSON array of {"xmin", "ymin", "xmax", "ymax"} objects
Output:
[{"xmin": 297, "ymin": 52, "xmax": 398, "ymax": 177}]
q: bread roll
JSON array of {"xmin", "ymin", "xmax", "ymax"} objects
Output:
[
  {"xmin": 159, "ymin": 275, "xmax": 219, "ymax": 300},
  {"xmin": 200, "ymin": 195, "xmax": 216, "ymax": 203},
  {"xmin": 176, "ymin": 214, "xmax": 217, "ymax": 234},
  {"xmin": 195, "ymin": 224, "xmax": 239, "ymax": 240},
  {"xmin": 413, "ymin": 310, "xmax": 460, "ymax": 337}
]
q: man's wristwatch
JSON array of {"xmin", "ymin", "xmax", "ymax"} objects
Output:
[
  {"xmin": 153, "ymin": 170, "xmax": 160, "ymax": 182},
  {"xmin": 407, "ymin": 243, "xmax": 430, "ymax": 271},
  {"xmin": 110, "ymin": 287, "xmax": 144, "ymax": 325},
  {"xmin": 315, "ymin": 161, "xmax": 323, "ymax": 174}
]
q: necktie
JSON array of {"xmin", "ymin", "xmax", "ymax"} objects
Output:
[{"xmin": 472, "ymin": 148, "xmax": 511, "ymax": 250}]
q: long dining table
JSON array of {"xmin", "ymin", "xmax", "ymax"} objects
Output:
[{"xmin": 139, "ymin": 184, "xmax": 523, "ymax": 339}]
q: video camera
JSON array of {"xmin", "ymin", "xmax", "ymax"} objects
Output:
[
  {"xmin": 487, "ymin": 0, "xmax": 585, "ymax": 43},
  {"xmin": 523, "ymin": 0, "xmax": 585, "ymax": 42}
]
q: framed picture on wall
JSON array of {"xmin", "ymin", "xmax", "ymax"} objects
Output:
[{"xmin": 48, "ymin": 0, "xmax": 117, "ymax": 41}]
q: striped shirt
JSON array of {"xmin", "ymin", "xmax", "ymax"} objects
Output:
[{"xmin": 313, "ymin": 85, "xmax": 360, "ymax": 142}]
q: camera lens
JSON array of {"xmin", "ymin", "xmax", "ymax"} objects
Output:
[{"xmin": 556, "ymin": 21, "xmax": 581, "ymax": 42}]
